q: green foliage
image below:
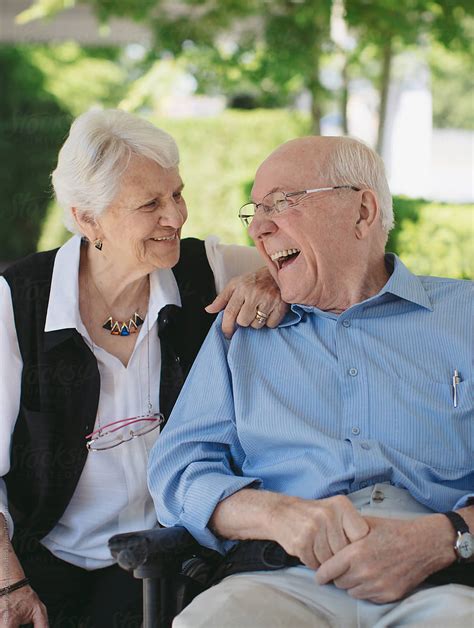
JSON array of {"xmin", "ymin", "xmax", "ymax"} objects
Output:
[
  {"xmin": 16, "ymin": 0, "xmax": 474, "ymax": 138},
  {"xmin": 17, "ymin": 0, "xmax": 334, "ymax": 129},
  {"xmin": 0, "ymin": 42, "xmax": 134, "ymax": 260},
  {"xmin": 163, "ymin": 110, "xmax": 309, "ymax": 244},
  {"xmin": 29, "ymin": 43, "xmax": 126, "ymax": 117},
  {"xmin": 118, "ymin": 57, "xmax": 192, "ymax": 113},
  {"xmin": 345, "ymin": 0, "xmax": 474, "ymax": 50},
  {"xmin": 430, "ymin": 44, "xmax": 474, "ymax": 130},
  {"xmin": 389, "ymin": 197, "xmax": 473, "ymax": 279},
  {"xmin": 0, "ymin": 45, "xmax": 70, "ymax": 261}
]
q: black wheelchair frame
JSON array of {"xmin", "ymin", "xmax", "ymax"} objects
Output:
[{"xmin": 109, "ymin": 526, "xmax": 218, "ymax": 628}]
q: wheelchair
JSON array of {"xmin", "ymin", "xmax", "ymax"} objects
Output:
[
  {"xmin": 109, "ymin": 525, "xmax": 474, "ymax": 628},
  {"xmin": 109, "ymin": 526, "xmax": 219, "ymax": 628}
]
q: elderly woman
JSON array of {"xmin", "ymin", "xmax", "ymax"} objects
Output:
[{"xmin": 0, "ymin": 109, "xmax": 286, "ymax": 627}]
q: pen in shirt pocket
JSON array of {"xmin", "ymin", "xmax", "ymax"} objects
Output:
[{"xmin": 452, "ymin": 369, "xmax": 461, "ymax": 407}]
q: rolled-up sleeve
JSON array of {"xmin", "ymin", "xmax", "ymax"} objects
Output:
[
  {"xmin": 453, "ymin": 494, "xmax": 474, "ymax": 510},
  {"xmin": 148, "ymin": 313, "xmax": 261, "ymax": 553}
]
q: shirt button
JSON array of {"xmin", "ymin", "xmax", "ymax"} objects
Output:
[
  {"xmin": 360, "ymin": 442, "xmax": 371, "ymax": 450},
  {"xmin": 372, "ymin": 489, "xmax": 385, "ymax": 503},
  {"xmin": 351, "ymin": 427, "xmax": 360, "ymax": 435},
  {"xmin": 348, "ymin": 367, "xmax": 358, "ymax": 377},
  {"xmin": 342, "ymin": 320, "xmax": 351, "ymax": 328}
]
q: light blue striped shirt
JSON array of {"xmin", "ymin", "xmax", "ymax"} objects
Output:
[{"xmin": 148, "ymin": 255, "xmax": 473, "ymax": 552}]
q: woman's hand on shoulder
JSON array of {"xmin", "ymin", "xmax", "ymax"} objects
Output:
[{"xmin": 205, "ymin": 266, "xmax": 288, "ymax": 338}]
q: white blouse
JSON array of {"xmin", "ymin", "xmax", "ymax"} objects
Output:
[{"xmin": 0, "ymin": 235, "xmax": 262, "ymax": 570}]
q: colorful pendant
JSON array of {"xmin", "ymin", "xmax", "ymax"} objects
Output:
[
  {"xmin": 102, "ymin": 316, "xmax": 113, "ymax": 331},
  {"xmin": 102, "ymin": 312, "xmax": 144, "ymax": 336}
]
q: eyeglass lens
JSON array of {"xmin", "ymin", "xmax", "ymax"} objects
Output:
[
  {"xmin": 239, "ymin": 192, "xmax": 289, "ymax": 226},
  {"xmin": 86, "ymin": 413, "xmax": 164, "ymax": 451}
]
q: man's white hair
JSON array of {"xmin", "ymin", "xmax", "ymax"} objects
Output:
[
  {"xmin": 323, "ymin": 137, "xmax": 394, "ymax": 233},
  {"xmin": 52, "ymin": 109, "xmax": 180, "ymax": 234}
]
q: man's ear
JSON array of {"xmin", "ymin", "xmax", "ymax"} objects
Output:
[
  {"xmin": 71, "ymin": 207, "xmax": 102, "ymax": 242},
  {"xmin": 355, "ymin": 190, "xmax": 379, "ymax": 239}
]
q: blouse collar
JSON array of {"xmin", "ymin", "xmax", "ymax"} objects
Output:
[{"xmin": 44, "ymin": 235, "xmax": 181, "ymax": 334}]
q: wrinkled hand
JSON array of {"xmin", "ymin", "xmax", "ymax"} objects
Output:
[
  {"xmin": 0, "ymin": 585, "xmax": 49, "ymax": 627},
  {"xmin": 316, "ymin": 514, "xmax": 456, "ymax": 603},
  {"xmin": 270, "ymin": 495, "xmax": 369, "ymax": 570},
  {"xmin": 205, "ymin": 266, "xmax": 288, "ymax": 338}
]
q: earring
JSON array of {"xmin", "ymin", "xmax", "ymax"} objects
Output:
[{"xmin": 93, "ymin": 239, "xmax": 103, "ymax": 251}]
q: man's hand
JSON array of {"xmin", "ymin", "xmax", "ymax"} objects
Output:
[
  {"xmin": 316, "ymin": 514, "xmax": 456, "ymax": 603},
  {"xmin": 205, "ymin": 267, "xmax": 288, "ymax": 338},
  {"xmin": 270, "ymin": 495, "xmax": 370, "ymax": 570},
  {"xmin": 210, "ymin": 490, "xmax": 369, "ymax": 569}
]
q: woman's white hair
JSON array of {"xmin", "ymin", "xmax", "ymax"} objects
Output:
[
  {"xmin": 323, "ymin": 137, "xmax": 394, "ymax": 234},
  {"xmin": 52, "ymin": 109, "xmax": 180, "ymax": 234}
]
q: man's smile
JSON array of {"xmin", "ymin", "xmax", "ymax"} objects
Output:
[{"xmin": 269, "ymin": 248, "xmax": 301, "ymax": 270}]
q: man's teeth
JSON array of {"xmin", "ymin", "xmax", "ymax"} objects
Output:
[
  {"xmin": 151, "ymin": 234, "xmax": 176, "ymax": 241},
  {"xmin": 270, "ymin": 248, "xmax": 300, "ymax": 262}
]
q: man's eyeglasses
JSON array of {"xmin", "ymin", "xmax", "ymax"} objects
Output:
[
  {"xmin": 86, "ymin": 413, "xmax": 164, "ymax": 451},
  {"xmin": 238, "ymin": 185, "xmax": 361, "ymax": 227}
]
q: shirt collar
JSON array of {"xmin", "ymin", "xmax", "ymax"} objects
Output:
[
  {"xmin": 377, "ymin": 253, "xmax": 433, "ymax": 311},
  {"xmin": 44, "ymin": 235, "xmax": 181, "ymax": 334},
  {"xmin": 279, "ymin": 253, "xmax": 433, "ymax": 328},
  {"xmin": 44, "ymin": 235, "xmax": 83, "ymax": 333}
]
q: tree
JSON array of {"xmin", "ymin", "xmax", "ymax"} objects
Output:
[
  {"xmin": 17, "ymin": 0, "xmax": 334, "ymax": 133},
  {"xmin": 343, "ymin": 0, "xmax": 474, "ymax": 152},
  {"xmin": 0, "ymin": 45, "xmax": 70, "ymax": 260},
  {"xmin": 17, "ymin": 0, "xmax": 474, "ymax": 141}
]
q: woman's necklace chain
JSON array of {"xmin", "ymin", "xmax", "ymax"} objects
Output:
[
  {"xmin": 89, "ymin": 271, "xmax": 148, "ymax": 337},
  {"xmin": 83, "ymin": 253, "xmax": 154, "ymax": 435}
]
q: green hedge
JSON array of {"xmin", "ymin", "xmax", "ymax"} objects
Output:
[
  {"xmin": 389, "ymin": 197, "xmax": 473, "ymax": 280},
  {"xmin": 0, "ymin": 46, "xmax": 70, "ymax": 261}
]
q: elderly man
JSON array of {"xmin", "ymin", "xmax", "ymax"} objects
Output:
[{"xmin": 149, "ymin": 137, "xmax": 473, "ymax": 627}]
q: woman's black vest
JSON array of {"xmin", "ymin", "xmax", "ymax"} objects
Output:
[{"xmin": 2, "ymin": 238, "xmax": 216, "ymax": 553}]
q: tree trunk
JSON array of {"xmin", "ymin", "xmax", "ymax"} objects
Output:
[
  {"xmin": 376, "ymin": 37, "xmax": 393, "ymax": 155},
  {"xmin": 310, "ymin": 89, "xmax": 322, "ymax": 135},
  {"xmin": 341, "ymin": 55, "xmax": 349, "ymax": 135},
  {"xmin": 308, "ymin": 60, "xmax": 322, "ymax": 135}
]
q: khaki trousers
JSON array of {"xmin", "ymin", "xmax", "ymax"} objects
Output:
[{"xmin": 174, "ymin": 485, "xmax": 474, "ymax": 628}]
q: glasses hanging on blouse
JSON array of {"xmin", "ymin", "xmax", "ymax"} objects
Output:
[{"xmin": 86, "ymin": 413, "xmax": 164, "ymax": 451}]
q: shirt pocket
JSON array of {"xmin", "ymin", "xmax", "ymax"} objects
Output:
[{"xmin": 389, "ymin": 377, "xmax": 473, "ymax": 471}]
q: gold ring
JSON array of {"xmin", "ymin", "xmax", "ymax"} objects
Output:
[{"xmin": 255, "ymin": 309, "xmax": 269, "ymax": 324}]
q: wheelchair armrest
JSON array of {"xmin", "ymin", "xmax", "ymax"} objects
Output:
[{"xmin": 109, "ymin": 526, "xmax": 200, "ymax": 572}]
